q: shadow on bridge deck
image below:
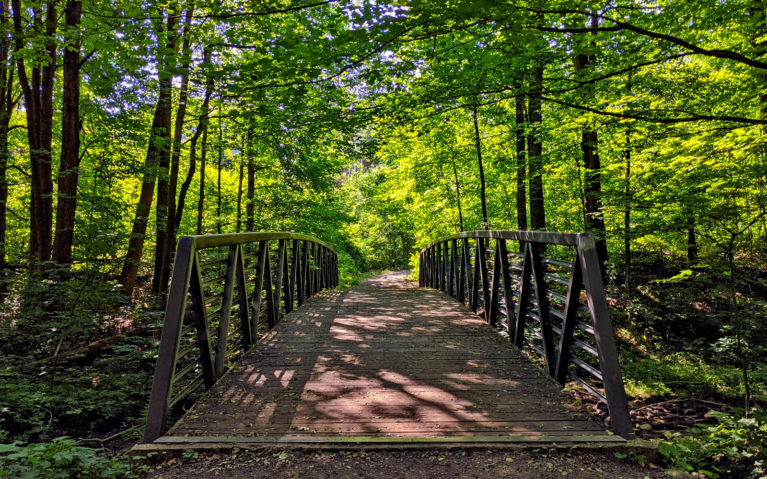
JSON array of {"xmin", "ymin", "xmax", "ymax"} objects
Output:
[{"xmin": 155, "ymin": 271, "xmax": 622, "ymax": 445}]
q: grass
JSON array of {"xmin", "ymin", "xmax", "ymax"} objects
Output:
[{"xmin": 620, "ymin": 352, "xmax": 767, "ymax": 402}]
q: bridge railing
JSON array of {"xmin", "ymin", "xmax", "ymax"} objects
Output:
[
  {"xmin": 144, "ymin": 232, "xmax": 338, "ymax": 442},
  {"xmin": 419, "ymin": 230, "xmax": 632, "ymax": 438}
]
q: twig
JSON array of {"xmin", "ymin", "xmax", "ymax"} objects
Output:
[{"xmin": 78, "ymin": 424, "xmax": 141, "ymax": 444}]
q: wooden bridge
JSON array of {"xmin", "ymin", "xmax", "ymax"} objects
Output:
[{"xmin": 142, "ymin": 230, "xmax": 632, "ymax": 447}]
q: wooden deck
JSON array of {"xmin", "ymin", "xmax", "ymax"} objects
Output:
[{"xmin": 158, "ymin": 271, "xmax": 622, "ymax": 445}]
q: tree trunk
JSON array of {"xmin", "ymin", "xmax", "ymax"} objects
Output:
[
  {"xmin": 451, "ymin": 159, "xmax": 464, "ymax": 231},
  {"xmin": 624, "ymin": 125, "xmax": 632, "ymax": 293},
  {"xmin": 197, "ymin": 126, "xmax": 208, "ymax": 235},
  {"xmin": 119, "ymin": 8, "xmax": 178, "ymax": 296},
  {"xmin": 573, "ymin": 21, "xmax": 608, "ymax": 270},
  {"xmin": 246, "ymin": 122, "xmax": 255, "ymax": 231},
  {"xmin": 53, "ymin": 0, "xmax": 82, "ymax": 266},
  {"xmin": 155, "ymin": 3, "xmax": 194, "ymax": 296},
  {"xmin": 527, "ymin": 61, "xmax": 545, "ymax": 231},
  {"xmin": 687, "ymin": 210, "xmax": 698, "ymax": 262},
  {"xmin": 0, "ymin": 0, "xmax": 15, "ymax": 275},
  {"xmin": 175, "ymin": 48, "xmax": 213, "ymax": 230},
  {"xmin": 515, "ymin": 93, "xmax": 527, "ymax": 231},
  {"xmin": 472, "ymin": 105, "xmax": 488, "ymax": 229},
  {"xmin": 12, "ymin": 0, "xmax": 56, "ymax": 269},
  {"xmin": 216, "ymin": 106, "xmax": 223, "ymax": 234},
  {"xmin": 236, "ymin": 163, "xmax": 243, "ymax": 232}
]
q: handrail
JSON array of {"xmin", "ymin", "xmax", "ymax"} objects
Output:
[
  {"xmin": 144, "ymin": 232, "xmax": 338, "ymax": 442},
  {"xmin": 419, "ymin": 230, "xmax": 632, "ymax": 438}
]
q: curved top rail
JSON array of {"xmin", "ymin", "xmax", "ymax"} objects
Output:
[
  {"xmin": 421, "ymin": 230, "xmax": 582, "ymax": 253},
  {"xmin": 186, "ymin": 231, "xmax": 336, "ymax": 252}
]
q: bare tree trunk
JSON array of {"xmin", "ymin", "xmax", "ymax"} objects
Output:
[
  {"xmin": 528, "ymin": 61, "xmax": 545, "ymax": 231},
  {"xmin": 155, "ymin": 3, "xmax": 193, "ymax": 296},
  {"xmin": 472, "ymin": 105, "xmax": 489, "ymax": 229},
  {"xmin": 515, "ymin": 93, "xmax": 527, "ymax": 231},
  {"xmin": 119, "ymin": 7, "xmax": 179, "ymax": 296},
  {"xmin": 12, "ymin": 0, "xmax": 56, "ymax": 269},
  {"xmin": 53, "ymin": 0, "xmax": 82, "ymax": 266}
]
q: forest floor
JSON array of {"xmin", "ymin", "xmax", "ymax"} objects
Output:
[{"xmin": 144, "ymin": 447, "xmax": 667, "ymax": 478}]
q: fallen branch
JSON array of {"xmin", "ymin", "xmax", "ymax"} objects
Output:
[
  {"xmin": 78, "ymin": 424, "xmax": 141, "ymax": 444},
  {"xmin": 18, "ymin": 326, "xmax": 159, "ymax": 372}
]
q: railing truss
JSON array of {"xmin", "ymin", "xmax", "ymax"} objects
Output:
[
  {"xmin": 144, "ymin": 232, "xmax": 338, "ymax": 442},
  {"xmin": 419, "ymin": 230, "xmax": 632, "ymax": 438}
]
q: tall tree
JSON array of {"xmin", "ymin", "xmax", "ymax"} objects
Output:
[
  {"xmin": 0, "ymin": 0, "xmax": 16, "ymax": 273},
  {"xmin": 472, "ymin": 105, "xmax": 489, "ymax": 229},
  {"xmin": 573, "ymin": 20, "xmax": 608, "ymax": 267},
  {"xmin": 515, "ymin": 93, "xmax": 527, "ymax": 231},
  {"xmin": 52, "ymin": 0, "xmax": 82, "ymax": 265},
  {"xmin": 12, "ymin": 0, "xmax": 56, "ymax": 267},
  {"xmin": 527, "ymin": 58, "xmax": 546, "ymax": 231},
  {"xmin": 246, "ymin": 121, "xmax": 255, "ymax": 232},
  {"xmin": 119, "ymin": 5, "xmax": 179, "ymax": 295},
  {"xmin": 154, "ymin": 3, "xmax": 194, "ymax": 296},
  {"xmin": 197, "ymin": 126, "xmax": 208, "ymax": 235},
  {"xmin": 175, "ymin": 47, "xmax": 213, "ymax": 231}
]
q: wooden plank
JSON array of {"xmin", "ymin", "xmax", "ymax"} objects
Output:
[
  {"xmin": 287, "ymin": 240, "xmax": 298, "ymax": 314},
  {"xmin": 189, "ymin": 252, "xmax": 216, "ymax": 388},
  {"xmin": 577, "ymin": 234, "xmax": 632, "ymax": 438},
  {"xmin": 470, "ymin": 240, "xmax": 480, "ymax": 312},
  {"xmin": 190, "ymin": 231, "xmax": 336, "ymax": 252},
  {"xmin": 513, "ymin": 244, "xmax": 532, "ymax": 347},
  {"xmin": 420, "ymin": 230, "xmax": 580, "ymax": 251},
  {"xmin": 235, "ymin": 245, "xmax": 253, "ymax": 347},
  {"xmin": 488, "ymin": 241, "xmax": 501, "ymax": 326},
  {"xmin": 497, "ymin": 239, "xmax": 516, "ymax": 339},
  {"xmin": 477, "ymin": 237, "xmax": 491, "ymax": 319},
  {"xmin": 155, "ymin": 434, "xmax": 624, "ymax": 445},
  {"xmin": 528, "ymin": 242, "xmax": 556, "ymax": 376},
  {"xmin": 263, "ymin": 243, "xmax": 276, "ymax": 329},
  {"xmin": 251, "ymin": 241, "xmax": 268, "ymax": 334},
  {"xmin": 273, "ymin": 239, "xmax": 286, "ymax": 324},
  {"xmin": 144, "ymin": 237, "xmax": 196, "ymax": 442},
  {"xmin": 214, "ymin": 245, "xmax": 238, "ymax": 378},
  {"xmin": 457, "ymin": 240, "xmax": 466, "ymax": 303},
  {"xmin": 554, "ymin": 254, "xmax": 583, "ymax": 383},
  {"xmin": 447, "ymin": 241, "xmax": 455, "ymax": 297}
]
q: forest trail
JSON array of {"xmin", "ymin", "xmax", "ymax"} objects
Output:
[{"xmin": 153, "ymin": 271, "xmax": 619, "ymax": 445}]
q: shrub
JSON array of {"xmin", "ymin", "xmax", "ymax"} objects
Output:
[
  {"xmin": 659, "ymin": 409, "xmax": 767, "ymax": 478},
  {"xmin": 0, "ymin": 437, "xmax": 133, "ymax": 478}
]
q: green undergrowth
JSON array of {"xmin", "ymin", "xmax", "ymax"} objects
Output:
[
  {"xmin": 621, "ymin": 353, "xmax": 767, "ymax": 402},
  {"xmin": 659, "ymin": 409, "xmax": 767, "ymax": 478},
  {"xmin": 0, "ymin": 438, "xmax": 135, "ymax": 478},
  {"xmin": 607, "ymin": 257, "xmax": 767, "ymax": 403},
  {"xmin": 0, "ymin": 335, "xmax": 155, "ymax": 442}
]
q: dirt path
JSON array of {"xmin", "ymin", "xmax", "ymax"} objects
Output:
[{"xmin": 146, "ymin": 447, "xmax": 666, "ymax": 478}]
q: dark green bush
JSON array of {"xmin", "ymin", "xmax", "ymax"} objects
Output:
[
  {"xmin": 0, "ymin": 437, "xmax": 133, "ymax": 478},
  {"xmin": 659, "ymin": 409, "xmax": 767, "ymax": 478}
]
